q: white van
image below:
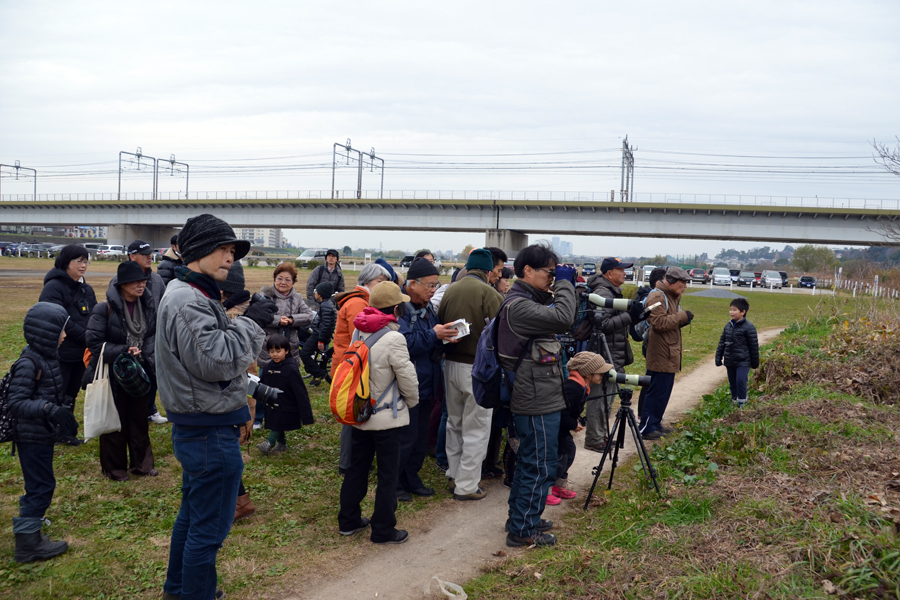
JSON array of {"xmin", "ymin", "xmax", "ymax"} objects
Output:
[
  {"xmin": 297, "ymin": 248, "xmax": 328, "ymax": 267},
  {"xmin": 761, "ymin": 270, "xmax": 782, "ymax": 289}
]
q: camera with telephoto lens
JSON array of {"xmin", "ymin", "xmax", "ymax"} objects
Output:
[
  {"xmin": 587, "ymin": 293, "xmax": 633, "ymax": 312},
  {"xmin": 604, "ymin": 368, "xmax": 651, "ymax": 387},
  {"xmin": 247, "ymin": 374, "xmax": 282, "ymax": 404}
]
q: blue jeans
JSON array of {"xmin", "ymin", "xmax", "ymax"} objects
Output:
[
  {"xmin": 164, "ymin": 424, "xmax": 244, "ymax": 600},
  {"xmin": 726, "ymin": 365, "xmax": 750, "ymax": 400},
  {"xmin": 16, "ymin": 443, "xmax": 55, "ymax": 519},
  {"xmin": 639, "ymin": 370, "xmax": 675, "ymax": 434},
  {"xmin": 507, "ymin": 411, "xmax": 560, "ymax": 537}
]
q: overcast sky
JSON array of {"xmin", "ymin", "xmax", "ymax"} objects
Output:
[{"xmin": 1, "ymin": 1, "xmax": 898, "ymax": 257}]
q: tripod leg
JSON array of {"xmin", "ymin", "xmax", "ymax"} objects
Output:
[
  {"xmin": 625, "ymin": 408, "xmax": 661, "ymax": 496},
  {"xmin": 606, "ymin": 406, "xmax": 628, "ymax": 490},
  {"xmin": 582, "ymin": 409, "xmax": 623, "ymax": 510}
]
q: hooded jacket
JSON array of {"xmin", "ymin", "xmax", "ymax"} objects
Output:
[
  {"xmin": 258, "ymin": 355, "xmax": 314, "ymax": 431},
  {"xmin": 496, "ymin": 279, "xmax": 577, "ymax": 416},
  {"xmin": 330, "ymin": 286, "xmax": 370, "ymax": 376},
  {"xmin": 397, "ymin": 286, "xmax": 444, "ymax": 402},
  {"xmin": 155, "ymin": 276, "xmax": 264, "ymax": 425},
  {"xmin": 157, "ymin": 247, "xmax": 183, "ymax": 286},
  {"xmin": 310, "ymin": 297, "xmax": 337, "ymax": 346},
  {"xmin": 257, "ymin": 285, "xmax": 315, "ymax": 362},
  {"xmin": 715, "ymin": 318, "xmax": 760, "ymax": 369},
  {"xmin": 85, "ymin": 281, "xmax": 157, "ymax": 385},
  {"xmin": 350, "ymin": 308, "xmax": 419, "ymax": 431},
  {"xmin": 306, "ymin": 264, "xmax": 345, "ymax": 310},
  {"xmin": 645, "ymin": 281, "xmax": 691, "ymax": 373},
  {"xmin": 38, "ymin": 267, "xmax": 97, "ymax": 363},
  {"xmin": 438, "ymin": 270, "xmax": 504, "ymax": 364},
  {"xmin": 8, "ymin": 303, "xmax": 68, "ymax": 445},
  {"xmin": 587, "ymin": 274, "xmax": 634, "ymax": 370}
]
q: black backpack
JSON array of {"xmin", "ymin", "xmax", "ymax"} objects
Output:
[{"xmin": 0, "ymin": 351, "xmax": 41, "ymax": 444}]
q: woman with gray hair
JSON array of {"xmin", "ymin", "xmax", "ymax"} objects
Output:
[{"xmin": 331, "ymin": 262, "xmax": 390, "ymax": 473}]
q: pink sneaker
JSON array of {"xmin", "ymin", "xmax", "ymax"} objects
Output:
[
  {"xmin": 552, "ymin": 485, "xmax": 577, "ymax": 499},
  {"xmin": 546, "ymin": 492, "xmax": 562, "ymax": 506}
]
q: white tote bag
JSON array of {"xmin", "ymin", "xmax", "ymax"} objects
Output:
[{"xmin": 83, "ymin": 344, "xmax": 121, "ymax": 440}]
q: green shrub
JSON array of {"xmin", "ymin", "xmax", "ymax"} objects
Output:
[
  {"xmin": 308, "ymin": 260, "xmax": 320, "ymax": 270},
  {"xmin": 247, "ymin": 258, "xmax": 259, "ymax": 267}
]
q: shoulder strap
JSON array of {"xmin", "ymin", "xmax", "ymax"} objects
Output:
[
  {"xmin": 362, "ymin": 326, "xmax": 392, "ymax": 349},
  {"xmin": 491, "ymin": 297, "xmax": 535, "ymax": 393}
]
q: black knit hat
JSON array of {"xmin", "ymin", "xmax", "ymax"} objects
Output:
[
  {"xmin": 407, "ymin": 257, "xmax": 439, "ymax": 280},
  {"xmin": 220, "ymin": 262, "xmax": 245, "ymax": 294},
  {"xmin": 178, "ymin": 214, "xmax": 250, "ymax": 265},
  {"xmin": 315, "ymin": 281, "xmax": 335, "ymax": 299},
  {"xmin": 326, "ymin": 248, "xmax": 339, "ymax": 259},
  {"xmin": 116, "ymin": 261, "xmax": 151, "ymax": 285}
]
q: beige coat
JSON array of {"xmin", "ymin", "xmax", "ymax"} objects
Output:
[
  {"xmin": 645, "ymin": 281, "xmax": 690, "ymax": 373},
  {"xmin": 355, "ymin": 322, "xmax": 419, "ymax": 431}
]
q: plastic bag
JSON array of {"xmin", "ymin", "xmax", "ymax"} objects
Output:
[{"xmin": 426, "ymin": 576, "xmax": 466, "ymax": 599}]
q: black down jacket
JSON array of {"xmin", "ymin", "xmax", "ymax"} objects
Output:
[
  {"xmin": 715, "ymin": 318, "xmax": 760, "ymax": 369},
  {"xmin": 310, "ymin": 297, "xmax": 337, "ymax": 346},
  {"xmin": 258, "ymin": 356, "xmax": 313, "ymax": 432},
  {"xmin": 157, "ymin": 252, "xmax": 183, "ymax": 286},
  {"xmin": 38, "ymin": 267, "xmax": 97, "ymax": 363},
  {"xmin": 586, "ymin": 274, "xmax": 634, "ymax": 370},
  {"xmin": 8, "ymin": 303, "xmax": 69, "ymax": 445},
  {"xmin": 85, "ymin": 282, "xmax": 157, "ymax": 383}
]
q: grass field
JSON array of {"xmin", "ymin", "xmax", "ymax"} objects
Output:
[{"xmin": 0, "ymin": 256, "xmax": 885, "ymax": 599}]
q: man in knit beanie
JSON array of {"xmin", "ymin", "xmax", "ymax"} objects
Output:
[{"xmin": 156, "ymin": 214, "xmax": 275, "ymax": 600}]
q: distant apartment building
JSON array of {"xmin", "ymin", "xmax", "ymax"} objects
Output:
[
  {"xmin": 237, "ymin": 228, "xmax": 283, "ymax": 248},
  {"xmin": 550, "ymin": 236, "xmax": 573, "ymax": 256}
]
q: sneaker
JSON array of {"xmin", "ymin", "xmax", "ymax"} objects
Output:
[
  {"xmin": 252, "ymin": 423, "xmax": 262, "ymax": 431},
  {"xmin": 339, "ymin": 517, "xmax": 370, "ymax": 536},
  {"xmin": 396, "ymin": 490, "xmax": 413, "ymax": 503},
  {"xmin": 736, "ymin": 399, "xmax": 747, "ymax": 408},
  {"xmin": 583, "ymin": 442, "xmax": 607, "ymax": 453},
  {"xmin": 506, "ymin": 531, "xmax": 557, "ymax": 548},
  {"xmin": 453, "ymin": 486, "xmax": 487, "ymax": 501},
  {"xmin": 272, "ymin": 443, "xmax": 287, "ymax": 453},
  {"xmin": 505, "ymin": 518, "xmax": 553, "ymax": 533},
  {"xmin": 149, "ymin": 412, "xmax": 168, "ymax": 424},
  {"xmin": 552, "ymin": 485, "xmax": 577, "ymax": 499},
  {"xmin": 372, "ymin": 529, "xmax": 409, "ymax": 545},
  {"xmin": 257, "ymin": 441, "xmax": 272, "ymax": 455},
  {"xmin": 642, "ymin": 429, "xmax": 663, "ymax": 441},
  {"xmin": 546, "ymin": 493, "xmax": 561, "ymax": 506}
]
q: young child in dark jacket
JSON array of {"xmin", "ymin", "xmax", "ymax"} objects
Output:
[
  {"xmin": 300, "ymin": 282, "xmax": 337, "ymax": 386},
  {"xmin": 548, "ymin": 352, "xmax": 612, "ymax": 505},
  {"xmin": 257, "ymin": 334, "xmax": 314, "ymax": 454},
  {"xmin": 715, "ymin": 298, "xmax": 760, "ymax": 407}
]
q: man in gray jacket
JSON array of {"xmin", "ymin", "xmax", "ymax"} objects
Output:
[
  {"xmin": 583, "ymin": 257, "xmax": 645, "ymax": 451},
  {"xmin": 496, "ymin": 243, "xmax": 577, "ymax": 548},
  {"xmin": 156, "ymin": 214, "xmax": 276, "ymax": 600},
  {"xmin": 306, "ymin": 249, "xmax": 345, "ymax": 310}
]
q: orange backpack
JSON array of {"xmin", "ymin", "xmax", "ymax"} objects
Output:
[{"xmin": 329, "ymin": 327, "xmax": 400, "ymax": 425}]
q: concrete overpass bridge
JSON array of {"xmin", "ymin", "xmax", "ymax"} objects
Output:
[{"xmin": 1, "ymin": 196, "xmax": 898, "ymax": 254}]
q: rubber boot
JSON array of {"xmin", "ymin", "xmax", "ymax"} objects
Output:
[
  {"xmin": 13, "ymin": 517, "xmax": 68, "ymax": 563},
  {"xmin": 233, "ymin": 494, "xmax": 256, "ymax": 522}
]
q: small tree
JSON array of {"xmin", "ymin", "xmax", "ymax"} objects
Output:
[
  {"xmin": 792, "ymin": 244, "xmax": 836, "ymax": 273},
  {"xmin": 342, "ymin": 245, "xmax": 352, "ymax": 256},
  {"xmin": 870, "ymin": 137, "xmax": 900, "ymax": 242},
  {"xmin": 458, "ymin": 244, "xmax": 475, "ymax": 260}
]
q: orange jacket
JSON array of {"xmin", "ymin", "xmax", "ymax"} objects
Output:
[{"xmin": 330, "ymin": 286, "xmax": 370, "ymax": 376}]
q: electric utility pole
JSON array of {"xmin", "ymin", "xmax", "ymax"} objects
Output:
[
  {"xmin": 332, "ymin": 139, "xmax": 384, "ymax": 199},
  {"xmin": 0, "ymin": 161, "xmax": 37, "ymax": 200},
  {"xmin": 118, "ymin": 147, "xmax": 157, "ymax": 200},
  {"xmin": 620, "ymin": 135, "xmax": 636, "ymax": 202},
  {"xmin": 156, "ymin": 154, "xmax": 190, "ymax": 199}
]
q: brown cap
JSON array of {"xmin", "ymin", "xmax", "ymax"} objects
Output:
[
  {"xmin": 566, "ymin": 352, "xmax": 612, "ymax": 377},
  {"xmin": 368, "ymin": 281, "xmax": 410, "ymax": 309},
  {"xmin": 665, "ymin": 266, "xmax": 691, "ymax": 282}
]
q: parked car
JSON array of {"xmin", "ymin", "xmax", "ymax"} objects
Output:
[
  {"xmin": 581, "ymin": 262, "xmax": 597, "ymax": 276},
  {"xmin": 799, "ymin": 275, "xmax": 816, "ymax": 288},
  {"xmin": 297, "ymin": 248, "xmax": 328, "ymax": 267},
  {"xmin": 761, "ymin": 270, "xmax": 782, "ymax": 288},
  {"xmin": 0, "ymin": 241, "xmax": 18, "ymax": 255},
  {"xmin": 642, "ymin": 265, "xmax": 656, "ymax": 282},
  {"xmin": 434, "ymin": 258, "xmax": 442, "ymax": 269},
  {"xmin": 97, "ymin": 244, "xmax": 126, "ymax": 256},
  {"xmin": 729, "ymin": 269, "xmax": 741, "ymax": 283},
  {"xmin": 712, "ymin": 268, "xmax": 732, "ymax": 286},
  {"xmin": 47, "ymin": 244, "xmax": 68, "ymax": 257},
  {"xmin": 737, "ymin": 271, "xmax": 756, "ymax": 287},
  {"xmin": 779, "ymin": 271, "xmax": 789, "ymax": 286},
  {"xmin": 754, "ymin": 271, "xmax": 762, "ymax": 283},
  {"xmin": 399, "ymin": 255, "xmax": 416, "ymax": 268},
  {"xmin": 624, "ymin": 266, "xmax": 634, "ymax": 281},
  {"xmin": 688, "ymin": 268, "xmax": 709, "ymax": 284}
]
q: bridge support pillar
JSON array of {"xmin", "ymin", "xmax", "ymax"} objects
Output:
[
  {"xmin": 108, "ymin": 224, "xmax": 180, "ymax": 250},
  {"xmin": 485, "ymin": 229, "xmax": 529, "ymax": 258}
]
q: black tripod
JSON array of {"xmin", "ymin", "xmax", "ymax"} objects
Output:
[{"xmin": 583, "ymin": 387, "xmax": 660, "ymax": 508}]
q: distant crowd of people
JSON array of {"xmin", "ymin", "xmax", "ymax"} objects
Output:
[{"xmin": 6, "ymin": 214, "xmax": 762, "ymax": 599}]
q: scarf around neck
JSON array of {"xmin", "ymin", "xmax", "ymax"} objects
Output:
[
  {"xmin": 176, "ymin": 266, "xmax": 221, "ymax": 300},
  {"xmin": 123, "ymin": 297, "xmax": 145, "ymax": 349}
]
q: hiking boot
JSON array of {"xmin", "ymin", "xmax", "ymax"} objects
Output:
[
  {"xmin": 546, "ymin": 492, "xmax": 561, "ymax": 506},
  {"xmin": 234, "ymin": 494, "xmax": 256, "ymax": 523},
  {"xmin": 584, "ymin": 437, "xmax": 608, "ymax": 453},
  {"xmin": 339, "ymin": 517, "xmax": 370, "ymax": 536},
  {"xmin": 410, "ymin": 487, "xmax": 435, "ymax": 497},
  {"xmin": 372, "ymin": 529, "xmax": 409, "ymax": 545},
  {"xmin": 642, "ymin": 429, "xmax": 663, "ymax": 441},
  {"xmin": 660, "ymin": 425, "xmax": 675, "ymax": 434},
  {"xmin": 552, "ymin": 485, "xmax": 577, "ymax": 499},
  {"xmin": 13, "ymin": 517, "xmax": 68, "ymax": 564},
  {"xmin": 256, "ymin": 440, "xmax": 272, "ymax": 455},
  {"xmin": 506, "ymin": 531, "xmax": 557, "ymax": 548},
  {"xmin": 505, "ymin": 518, "xmax": 553, "ymax": 533},
  {"xmin": 396, "ymin": 490, "xmax": 413, "ymax": 503},
  {"xmin": 309, "ymin": 378, "xmax": 321, "ymax": 387},
  {"xmin": 454, "ymin": 486, "xmax": 487, "ymax": 501},
  {"xmin": 148, "ymin": 412, "xmax": 168, "ymax": 424},
  {"xmin": 272, "ymin": 443, "xmax": 287, "ymax": 453}
]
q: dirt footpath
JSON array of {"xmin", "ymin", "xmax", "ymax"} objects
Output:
[{"xmin": 288, "ymin": 327, "xmax": 785, "ymax": 600}]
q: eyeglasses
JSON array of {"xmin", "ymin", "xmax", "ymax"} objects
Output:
[
  {"xmin": 414, "ymin": 280, "xmax": 440, "ymax": 289},
  {"xmin": 73, "ymin": 259, "xmax": 90, "ymax": 266},
  {"xmin": 536, "ymin": 268, "xmax": 555, "ymax": 278},
  {"xmin": 274, "ymin": 277, "xmax": 294, "ymax": 283}
]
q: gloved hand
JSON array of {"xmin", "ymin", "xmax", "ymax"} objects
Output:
[
  {"xmin": 715, "ymin": 358, "xmax": 722, "ymax": 367},
  {"xmin": 223, "ymin": 289, "xmax": 251, "ymax": 310},
  {"xmin": 554, "ymin": 264, "xmax": 576, "ymax": 284},
  {"xmin": 45, "ymin": 404, "xmax": 78, "ymax": 439},
  {"xmin": 684, "ymin": 310, "xmax": 694, "ymax": 324},
  {"xmin": 61, "ymin": 395, "xmax": 76, "ymax": 412},
  {"xmin": 241, "ymin": 294, "xmax": 277, "ymax": 329},
  {"xmin": 628, "ymin": 302, "xmax": 645, "ymax": 323}
]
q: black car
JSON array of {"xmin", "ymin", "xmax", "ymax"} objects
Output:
[
  {"xmin": 399, "ymin": 255, "xmax": 416, "ymax": 268},
  {"xmin": 799, "ymin": 276, "xmax": 816, "ymax": 288},
  {"xmin": 582, "ymin": 262, "xmax": 597, "ymax": 276},
  {"xmin": 737, "ymin": 271, "xmax": 756, "ymax": 287},
  {"xmin": 779, "ymin": 271, "xmax": 789, "ymax": 286}
]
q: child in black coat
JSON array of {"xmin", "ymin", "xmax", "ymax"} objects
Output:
[
  {"xmin": 300, "ymin": 282, "xmax": 337, "ymax": 386},
  {"xmin": 715, "ymin": 298, "xmax": 760, "ymax": 407},
  {"xmin": 257, "ymin": 334, "xmax": 314, "ymax": 455}
]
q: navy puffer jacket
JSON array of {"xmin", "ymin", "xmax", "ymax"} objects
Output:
[
  {"xmin": 310, "ymin": 297, "xmax": 337, "ymax": 346},
  {"xmin": 715, "ymin": 318, "xmax": 760, "ymax": 369},
  {"xmin": 8, "ymin": 303, "xmax": 68, "ymax": 445},
  {"xmin": 38, "ymin": 267, "xmax": 97, "ymax": 363},
  {"xmin": 85, "ymin": 282, "xmax": 157, "ymax": 382}
]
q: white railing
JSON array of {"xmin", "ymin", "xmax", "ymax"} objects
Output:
[{"xmin": 2, "ymin": 190, "xmax": 898, "ymax": 210}]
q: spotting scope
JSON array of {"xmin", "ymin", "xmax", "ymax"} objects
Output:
[
  {"xmin": 587, "ymin": 294, "xmax": 660, "ymax": 315},
  {"xmin": 605, "ymin": 369, "xmax": 651, "ymax": 387},
  {"xmin": 248, "ymin": 374, "xmax": 283, "ymax": 404}
]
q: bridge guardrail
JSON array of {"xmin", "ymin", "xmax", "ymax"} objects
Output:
[{"xmin": 2, "ymin": 190, "xmax": 899, "ymax": 210}]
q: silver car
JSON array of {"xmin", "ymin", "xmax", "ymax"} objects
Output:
[{"xmin": 712, "ymin": 268, "xmax": 731, "ymax": 286}]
